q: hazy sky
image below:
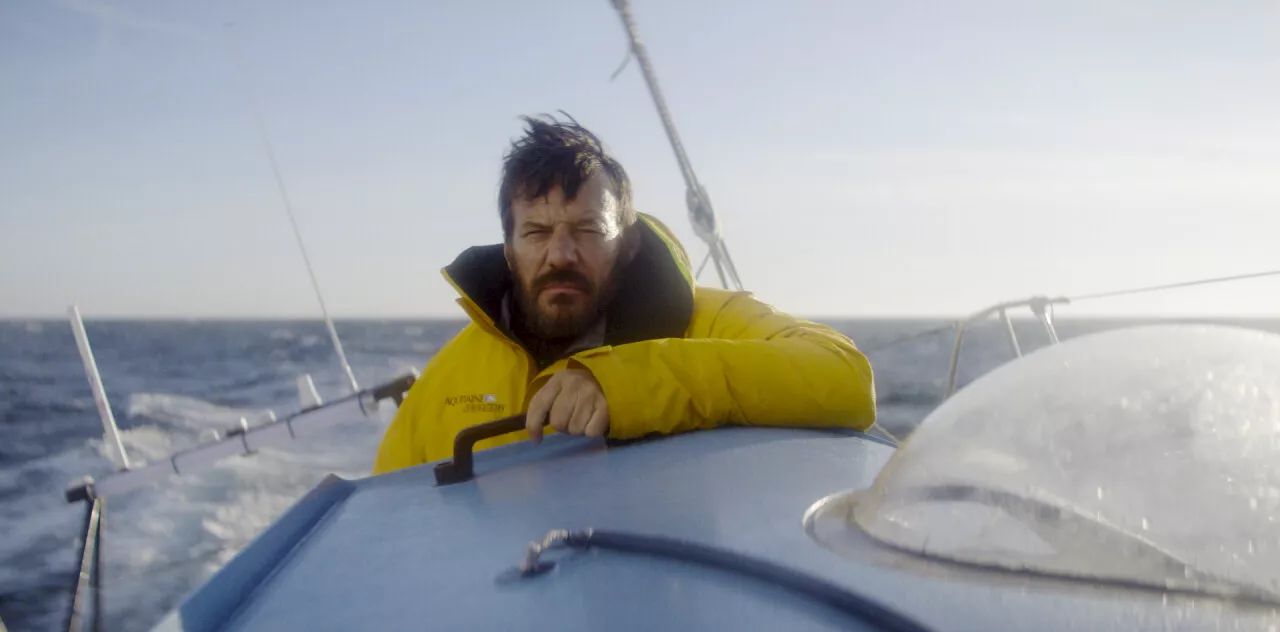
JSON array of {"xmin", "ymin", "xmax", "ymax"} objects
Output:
[{"xmin": 2, "ymin": 0, "xmax": 1278, "ymax": 318}]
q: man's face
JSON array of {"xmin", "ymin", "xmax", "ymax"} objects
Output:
[{"xmin": 506, "ymin": 173, "xmax": 628, "ymax": 341}]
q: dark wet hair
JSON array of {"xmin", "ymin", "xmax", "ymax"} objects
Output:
[{"xmin": 498, "ymin": 113, "xmax": 635, "ymax": 241}]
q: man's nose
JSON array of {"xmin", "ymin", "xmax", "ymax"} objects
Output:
[{"xmin": 545, "ymin": 228, "xmax": 580, "ymax": 268}]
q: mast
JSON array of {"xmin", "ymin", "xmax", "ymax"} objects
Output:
[{"xmin": 609, "ymin": 0, "xmax": 745, "ymax": 291}]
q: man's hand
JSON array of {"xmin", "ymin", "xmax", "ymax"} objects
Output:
[{"xmin": 526, "ymin": 368, "xmax": 610, "ymax": 444}]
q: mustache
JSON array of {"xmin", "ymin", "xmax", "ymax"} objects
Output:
[{"xmin": 532, "ymin": 269, "xmax": 594, "ymax": 294}]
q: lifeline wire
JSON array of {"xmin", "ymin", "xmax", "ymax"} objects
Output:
[
  {"xmin": 1068, "ymin": 269, "xmax": 1280, "ymax": 303},
  {"xmin": 865, "ymin": 268, "xmax": 1280, "ymax": 354}
]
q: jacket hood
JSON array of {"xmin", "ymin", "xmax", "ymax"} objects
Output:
[{"xmin": 442, "ymin": 213, "xmax": 696, "ymax": 347}]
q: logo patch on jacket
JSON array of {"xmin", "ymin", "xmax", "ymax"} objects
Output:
[{"xmin": 444, "ymin": 393, "xmax": 505, "ymax": 414}]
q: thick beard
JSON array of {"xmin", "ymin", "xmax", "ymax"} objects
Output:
[{"xmin": 514, "ymin": 259, "xmax": 625, "ymax": 341}]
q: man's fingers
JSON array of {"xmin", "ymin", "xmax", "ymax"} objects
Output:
[
  {"xmin": 548, "ymin": 383, "xmax": 577, "ymax": 434},
  {"xmin": 584, "ymin": 399, "xmax": 609, "ymax": 438},
  {"xmin": 567, "ymin": 388, "xmax": 594, "ymax": 435},
  {"xmin": 526, "ymin": 379, "xmax": 561, "ymax": 444},
  {"xmin": 527, "ymin": 370, "xmax": 607, "ymax": 445}
]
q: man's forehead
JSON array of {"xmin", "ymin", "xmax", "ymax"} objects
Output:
[{"xmin": 514, "ymin": 175, "xmax": 619, "ymax": 224}]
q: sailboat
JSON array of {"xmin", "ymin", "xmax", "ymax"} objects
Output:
[{"xmin": 57, "ymin": 1, "xmax": 1280, "ymax": 630}]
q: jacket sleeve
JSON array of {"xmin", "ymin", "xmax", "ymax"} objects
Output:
[
  {"xmin": 371, "ymin": 425, "xmax": 411, "ymax": 475},
  {"xmin": 572, "ymin": 291, "xmax": 876, "ymax": 439},
  {"xmin": 371, "ymin": 379, "xmax": 425, "ymax": 475}
]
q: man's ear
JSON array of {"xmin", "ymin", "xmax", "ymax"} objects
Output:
[{"xmin": 503, "ymin": 242, "xmax": 514, "ymax": 271}]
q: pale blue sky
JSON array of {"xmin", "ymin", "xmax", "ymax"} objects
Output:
[{"xmin": 2, "ymin": 0, "xmax": 1278, "ymax": 318}]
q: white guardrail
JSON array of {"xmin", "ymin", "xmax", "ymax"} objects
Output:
[{"xmin": 63, "ymin": 305, "xmax": 416, "ymax": 504}]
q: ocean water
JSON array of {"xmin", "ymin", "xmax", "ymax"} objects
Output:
[{"xmin": 3, "ymin": 315, "xmax": 1279, "ymax": 631}]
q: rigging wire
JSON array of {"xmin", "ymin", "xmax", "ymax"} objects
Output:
[
  {"xmin": 1067, "ymin": 268, "xmax": 1280, "ymax": 303},
  {"xmin": 221, "ymin": 24, "xmax": 359, "ymax": 393},
  {"xmin": 609, "ymin": 0, "xmax": 744, "ymax": 291},
  {"xmin": 694, "ymin": 250, "xmax": 713, "ymax": 281}
]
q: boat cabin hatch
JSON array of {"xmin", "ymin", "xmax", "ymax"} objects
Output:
[{"xmin": 809, "ymin": 325, "xmax": 1280, "ymax": 605}]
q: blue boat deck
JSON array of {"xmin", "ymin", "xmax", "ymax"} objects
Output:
[{"xmin": 153, "ymin": 426, "xmax": 1277, "ymax": 631}]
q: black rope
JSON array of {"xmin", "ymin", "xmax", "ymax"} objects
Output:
[{"xmin": 558, "ymin": 529, "xmax": 933, "ymax": 632}]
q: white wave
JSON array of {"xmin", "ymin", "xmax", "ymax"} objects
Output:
[
  {"xmin": 103, "ymin": 426, "xmax": 380, "ymax": 630},
  {"xmin": 127, "ymin": 392, "xmax": 274, "ymax": 429},
  {"xmin": 100, "ymin": 425, "xmax": 182, "ymax": 465},
  {"xmin": 387, "ymin": 356, "xmax": 426, "ymax": 372},
  {"xmin": 0, "ymin": 445, "xmax": 113, "ymax": 601},
  {"xmin": 32, "ymin": 390, "xmax": 385, "ymax": 628},
  {"xmin": 7, "ymin": 359, "xmax": 403, "ymax": 630},
  {"xmin": 268, "ymin": 328, "xmax": 296, "ymax": 341}
]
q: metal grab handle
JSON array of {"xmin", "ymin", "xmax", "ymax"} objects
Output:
[{"xmin": 433, "ymin": 415, "xmax": 546, "ymax": 486}]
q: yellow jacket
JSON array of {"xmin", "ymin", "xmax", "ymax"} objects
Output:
[{"xmin": 372, "ymin": 214, "xmax": 876, "ymax": 474}]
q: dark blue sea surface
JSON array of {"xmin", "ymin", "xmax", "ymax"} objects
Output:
[{"xmin": 2, "ymin": 316, "xmax": 1278, "ymax": 630}]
